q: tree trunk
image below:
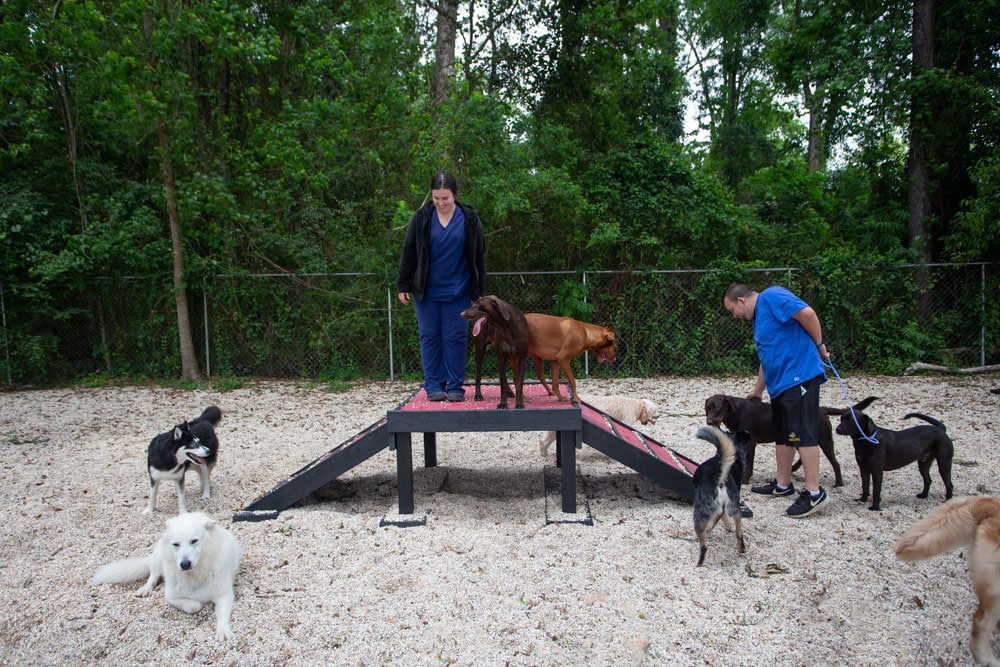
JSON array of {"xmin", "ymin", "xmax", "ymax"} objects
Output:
[
  {"xmin": 907, "ymin": 0, "xmax": 935, "ymax": 319},
  {"xmin": 156, "ymin": 119, "xmax": 201, "ymax": 381},
  {"xmin": 432, "ymin": 0, "xmax": 457, "ymax": 108},
  {"xmin": 145, "ymin": 8, "xmax": 200, "ymax": 381}
]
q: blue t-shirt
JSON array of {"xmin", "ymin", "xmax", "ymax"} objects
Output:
[
  {"xmin": 424, "ymin": 206, "xmax": 470, "ymax": 301},
  {"xmin": 753, "ymin": 286, "xmax": 826, "ymax": 397}
]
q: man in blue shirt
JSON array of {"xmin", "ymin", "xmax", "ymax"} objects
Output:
[{"xmin": 724, "ymin": 283, "xmax": 831, "ymax": 517}]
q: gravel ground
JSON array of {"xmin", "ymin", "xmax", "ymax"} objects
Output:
[{"xmin": 0, "ymin": 374, "xmax": 998, "ymax": 666}]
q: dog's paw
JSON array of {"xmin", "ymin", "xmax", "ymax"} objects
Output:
[
  {"xmin": 170, "ymin": 598, "xmax": 203, "ymax": 614},
  {"xmin": 916, "ymin": 492, "xmax": 929, "ymax": 499},
  {"xmin": 142, "ymin": 507, "xmax": 153, "ymax": 515},
  {"xmin": 868, "ymin": 504, "xmax": 881, "ymax": 511},
  {"xmin": 135, "ymin": 585, "xmax": 153, "ymax": 598},
  {"xmin": 216, "ymin": 626, "xmax": 234, "ymax": 641}
]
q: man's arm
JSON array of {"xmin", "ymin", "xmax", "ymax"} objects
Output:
[{"xmin": 792, "ymin": 306, "xmax": 829, "ymax": 359}]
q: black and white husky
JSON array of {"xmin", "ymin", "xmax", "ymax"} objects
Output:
[
  {"xmin": 144, "ymin": 406, "xmax": 222, "ymax": 514},
  {"xmin": 692, "ymin": 426, "xmax": 749, "ymax": 566}
]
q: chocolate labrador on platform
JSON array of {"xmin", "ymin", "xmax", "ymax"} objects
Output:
[
  {"xmin": 836, "ymin": 410, "xmax": 954, "ymax": 511},
  {"xmin": 461, "ymin": 295, "xmax": 529, "ymax": 409},
  {"xmin": 704, "ymin": 393, "xmax": 878, "ymax": 486}
]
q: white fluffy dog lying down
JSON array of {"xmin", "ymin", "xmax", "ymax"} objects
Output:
[
  {"xmin": 92, "ymin": 512, "xmax": 241, "ymax": 641},
  {"xmin": 539, "ymin": 394, "xmax": 660, "ymax": 456}
]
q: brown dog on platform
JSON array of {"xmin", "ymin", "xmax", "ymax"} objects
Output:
[
  {"xmin": 704, "ymin": 393, "xmax": 878, "ymax": 487},
  {"xmin": 896, "ymin": 496, "xmax": 1000, "ymax": 665},
  {"xmin": 461, "ymin": 295, "xmax": 529, "ymax": 409},
  {"xmin": 836, "ymin": 410, "xmax": 954, "ymax": 511},
  {"xmin": 524, "ymin": 313, "xmax": 617, "ymax": 403}
]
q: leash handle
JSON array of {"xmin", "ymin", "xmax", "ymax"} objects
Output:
[{"xmin": 823, "ymin": 357, "xmax": 879, "ymax": 445}]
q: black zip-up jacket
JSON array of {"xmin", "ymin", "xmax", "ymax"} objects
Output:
[{"xmin": 396, "ymin": 201, "xmax": 486, "ymax": 301}]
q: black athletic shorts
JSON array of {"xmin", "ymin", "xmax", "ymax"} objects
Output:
[{"xmin": 771, "ymin": 374, "xmax": 823, "ymax": 447}]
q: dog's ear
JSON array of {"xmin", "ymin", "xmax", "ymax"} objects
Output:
[
  {"xmin": 858, "ymin": 413, "xmax": 875, "ymax": 434},
  {"xmin": 854, "ymin": 396, "xmax": 878, "ymax": 411},
  {"xmin": 173, "ymin": 425, "xmax": 186, "ymax": 441},
  {"xmin": 491, "ymin": 296, "xmax": 513, "ymax": 322}
]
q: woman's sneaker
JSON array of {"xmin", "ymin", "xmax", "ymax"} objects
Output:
[
  {"xmin": 750, "ymin": 479, "xmax": 796, "ymax": 496},
  {"xmin": 786, "ymin": 487, "xmax": 829, "ymax": 517}
]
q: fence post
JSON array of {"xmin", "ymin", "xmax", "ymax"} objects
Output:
[
  {"xmin": 1, "ymin": 283, "xmax": 10, "ymax": 385},
  {"xmin": 203, "ymin": 278, "xmax": 211, "ymax": 377},
  {"xmin": 388, "ymin": 287, "xmax": 395, "ymax": 381},
  {"xmin": 583, "ymin": 271, "xmax": 589, "ymax": 377},
  {"xmin": 982, "ymin": 263, "xmax": 987, "ymax": 368}
]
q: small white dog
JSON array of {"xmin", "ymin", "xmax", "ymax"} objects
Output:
[
  {"xmin": 92, "ymin": 512, "xmax": 241, "ymax": 641},
  {"xmin": 539, "ymin": 394, "xmax": 660, "ymax": 456}
]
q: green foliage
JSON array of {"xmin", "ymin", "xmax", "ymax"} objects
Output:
[
  {"xmin": 737, "ymin": 161, "xmax": 831, "ymax": 262},
  {"xmin": 579, "ymin": 138, "xmax": 753, "ymax": 269},
  {"xmin": 945, "ymin": 155, "xmax": 1000, "ymax": 261},
  {"xmin": 0, "ymin": 0, "xmax": 998, "ymax": 383},
  {"xmin": 551, "ymin": 280, "xmax": 593, "ymax": 320},
  {"xmin": 800, "ymin": 250, "xmax": 933, "ymax": 373}
]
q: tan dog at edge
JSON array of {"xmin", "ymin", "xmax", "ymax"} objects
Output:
[
  {"xmin": 895, "ymin": 496, "xmax": 1000, "ymax": 666},
  {"xmin": 525, "ymin": 313, "xmax": 617, "ymax": 403}
]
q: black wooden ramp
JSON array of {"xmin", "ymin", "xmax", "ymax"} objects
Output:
[
  {"xmin": 232, "ymin": 417, "xmax": 390, "ymax": 522},
  {"xmin": 232, "ymin": 389, "xmax": 699, "ymax": 523},
  {"xmin": 579, "ymin": 400, "xmax": 698, "ymax": 501}
]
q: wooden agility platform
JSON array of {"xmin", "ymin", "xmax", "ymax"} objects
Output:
[{"xmin": 233, "ymin": 381, "xmax": 697, "ymax": 524}]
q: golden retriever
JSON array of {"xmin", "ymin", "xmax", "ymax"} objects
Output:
[{"xmin": 895, "ymin": 496, "xmax": 1000, "ymax": 666}]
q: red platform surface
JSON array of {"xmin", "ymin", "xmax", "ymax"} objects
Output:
[{"xmin": 398, "ymin": 381, "xmax": 577, "ymax": 412}]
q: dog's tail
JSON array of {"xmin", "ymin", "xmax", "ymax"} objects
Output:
[
  {"xmin": 902, "ymin": 412, "xmax": 946, "ymax": 431},
  {"xmin": 694, "ymin": 426, "xmax": 736, "ymax": 484},
  {"xmin": 822, "ymin": 395, "xmax": 878, "ymax": 416},
  {"xmin": 197, "ymin": 405, "xmax": 222, "ymax": 426},
  {"xmin": 91, "ymin": 557, "xmax": 150, "ymax": 586},
  {"xmin": 894, "ymin": 496, "xmax": 994, "ymax": 561}
]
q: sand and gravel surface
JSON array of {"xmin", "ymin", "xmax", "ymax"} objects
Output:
[{"xmin": 1, "ymin": 374, "xmax": 998, "ymax": 666}]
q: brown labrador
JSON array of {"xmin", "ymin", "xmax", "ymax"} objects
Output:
[
  {"xmin": 524, "ymin": 313, "xmax": 617, "ymax": 403},
  {"xmin": 461, "ymin": 295, "xmax": 529, "ymax": 409},
  {"xmin": 704, "ymin": 393, "xmax": 878, "ymax": 486}
]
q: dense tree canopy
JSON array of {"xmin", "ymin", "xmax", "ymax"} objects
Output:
[{"xmin": 1, "ymin": 0, "xmax": 998, "ymax": 380}]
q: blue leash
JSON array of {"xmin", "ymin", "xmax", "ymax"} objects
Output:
[{"xmin": 823, "ymin": 356, "xmax": 879, "ymax": 445}]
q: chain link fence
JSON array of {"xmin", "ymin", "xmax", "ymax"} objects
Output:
[{"xmin": 1, "ymin": 264, "xmax": 996, "ymax": 385}]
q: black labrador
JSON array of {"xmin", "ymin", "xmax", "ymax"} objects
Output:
[{"xmin": 836, "ymin": 411, "xmax": 954, "ymax": 511}]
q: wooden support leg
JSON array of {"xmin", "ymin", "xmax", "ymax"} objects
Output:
[
  {"xmin": 423, "ymin": 432, "xmax": 437, "ymax": 467},
  {"xmin": 558, "ymin": 429, "xmax": 577, "ymax": 513},
  {"xmin": 395, "ymin": 432, "xmax": 414, "ymax": 515}
]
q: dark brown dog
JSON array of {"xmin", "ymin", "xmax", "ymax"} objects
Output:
[
  {"xmin": 524, "ymin": 313, "xmax": 617, "ymax": 403},
  {"xmin": 704, "ymin": 394, "xmax": 878, "ymax": 487},
  {"xmin": 836, "ymin": 410, "xmax": 954, "ymax": 511},
  {"xmin": 460, "ymin": 295, "xmax": 529, "ymax": 409}
]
